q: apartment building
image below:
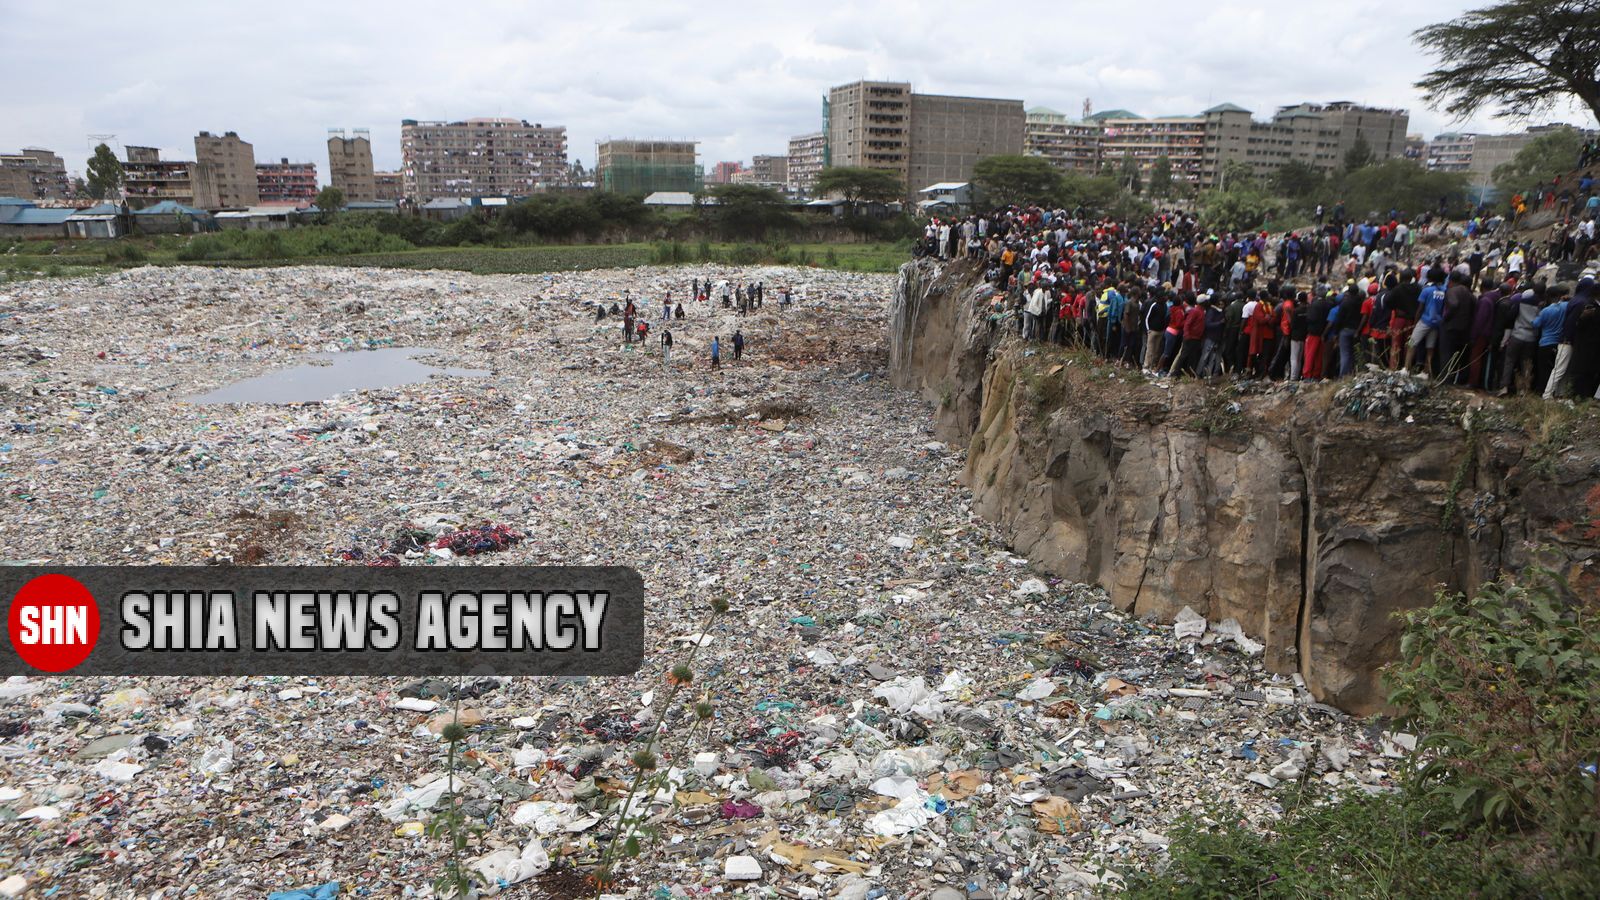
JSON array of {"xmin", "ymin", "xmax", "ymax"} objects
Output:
[
  {"xmin": 194, "ymin": 131, "xmax": 259, "ymax": 207},
  {"xmin": 748, "ymin": 155, "xmax": 788, "ymax": 186},
  {"xmin": 1190, "ymin": 101, "xmax": 1411, "ymax": 186},
  {"xmin": 327, "ymin": 128, "xmax": 376, "ymax": 202},
  {"xmin": 825, "ymin": 80, "xmax": 1024, "ymax": 195},
  {"xmin": 595, "ymin": 140, "xmax": 701, "ymax": 194},
  {"xmin": 709, "ymin": 161, "xmax": 743, "ymax": 184},
  {"xmin": 1279, "ymin": 102, "xmax": 1409, "ymax": 165},
  {"xmin": 256, "ymin": 159, "xmax": 318, "ymax": 204},
  {"xmin": 0, "ymin": 148, "xmax": 70, "ymax": 200},
  {"xmin": 1093, "ymin": 111, "xmax": 1208, "ymax": 184},
  {"xmin": 1023, "ymin": 108, "xmax": 1102, "ymax": 172},
  {"xmin": 1427, "ymin": 133, "xmax": 1476, "ymax": 173},
  {"xmin": 122, "ymin": 146, "xmax": 209, "ymax": 209},
  {"xmin": 786, "ymin": 131, "xmax": 825, "ymax": 195},
  {"xmin": 401, "ymin": 118, "xmax": 567, "ymax": 201},
  {"xmin": 825, "ymin": 81, "xmax": 913, "ymax": 186},
  {"xmin": 373, "ymin": 172, "xmax": 404, "ymax": 202}
]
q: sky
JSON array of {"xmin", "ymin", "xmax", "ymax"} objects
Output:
[{"xmin": 1, "ymin": 0, "xmax": 1591, "ymax": 184}]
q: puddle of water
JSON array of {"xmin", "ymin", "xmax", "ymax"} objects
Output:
[{"xmin": 186, "ymin": 348, "xmax": 488, "ymax": 405}]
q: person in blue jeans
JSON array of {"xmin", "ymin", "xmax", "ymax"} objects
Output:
[{"xmin": 1335, "ymin": 284, "xmax": 1365, "ymax": 377}]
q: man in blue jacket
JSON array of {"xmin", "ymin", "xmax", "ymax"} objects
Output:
[{"xmin": 1533, "ymin": 284, "xmax": 1571, "ymax": 395}]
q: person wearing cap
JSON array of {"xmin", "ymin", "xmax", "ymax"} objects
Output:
[{"xmin": 1533, "ymin": 284, "xmax": 1571, "ymax": 394}]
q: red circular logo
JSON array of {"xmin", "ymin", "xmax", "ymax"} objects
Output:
[{"xmin": 8, "ymin": 574, "xmax": 100, "ymax": 672}]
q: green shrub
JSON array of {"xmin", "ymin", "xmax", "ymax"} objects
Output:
[
  {"xmin": 175, "ymin": 225, "xmax": 413, "ymax": 261},
  {"xmin": 103, "ymin": 243, "xmax": 147, "ymax": 264},
  {"xmin": 696, "ymin": 240, "xmax": 714, "ymax": 263},
  {"xmin": 652, "ymin": 241, "xmax": 689, "ymax": 264},
  {"xmin": 1385, "ymin": 567, "xmax": 1599, "ymax": 856},
  {"xmin": 1121, "ymin": 791, "xmax": 1592, "ymax": 899},
  {"xmin": 727, "ymin": 244, "xmax": 763, "ymax": 265}
]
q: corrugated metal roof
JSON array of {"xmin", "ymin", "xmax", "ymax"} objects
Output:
[
  {"xmin": 3, "ymin": 208, "xmax": 74, "ymax": 225},
  {"xmin": 132, "ymin": 200, "xmax": 209, "ymax": 217}
]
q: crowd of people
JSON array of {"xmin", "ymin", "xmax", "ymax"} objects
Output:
[
  {"xmin": 920, "ymin": 201, "xmax": 1600, "ymax": 401},
  {"xmin": 593, "ymin": 277, "xmax": 787, "ymax": 370}
]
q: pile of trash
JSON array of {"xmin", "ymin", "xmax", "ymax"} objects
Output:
[
  {"xmin": 1333, "ymin": 365, "xmax": 1439, "ymax": 421},
  {"xmin": 0, "ymin": 264, "xmax": 1405, "ymax": 898}
]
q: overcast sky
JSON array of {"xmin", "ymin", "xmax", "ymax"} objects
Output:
[{"xmin": 2, "ymin": 0, "xmax": 1589, "ymax": 184}]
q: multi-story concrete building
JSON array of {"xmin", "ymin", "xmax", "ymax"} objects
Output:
[
  {"xmin": 1023, "ymin": 107, "xmax": 1102, "ymax": 173},
  {"xmin": 595, "ymin": 140, "xmax": 701, "ymax": 194},
  {"xmin": 122, "ymin": 146, "xmax": 210, "ymax": 209},
  {"xmin": 1427, "ymin": 133, "xmax": 1476, "ymax": 173},
  {"xmin": 373, "ymin": 172, "xmax": 404, "ymax": 202},
  {"xmin": 327, "ymin": 128, "xmax": 376, "ymax": 202},
  {"xmin": 194, "ymin": 131, "xmax": 259, "ymax": 207},
  {"xmin": 1277, "ymin": 101, "xmax": 1409, "ymax": 166},
  {"xmin": 401, "ymin": 118, "xmax": 567, "ymax": 201},
  {"xmin": 1094, "ymin": 111, "xmax": 1208, "ymax": 185},
  {"xmin": 748, "ymin": 155, "xmax": 788, "ymax": 186},
  {"xmin": 256, "ymin": 159, "xmax": 319, "ymax": 204},
  {"xmin": 1192, "ymin": 101, "xmax": 1411, "ymax": 187},
  {"xmin": 825, "ymin": 80, "xmax": 1024, "ymax": 196},
  {"xmin": 786, "ymin": 132, "xmax": 826, "ymax": 196},
  {"xmin": 709, "ymin": 161, "xmax": 743, "ymax": 184},
  {"xmin": 0, "ymin": 148, "xmax": 71, "ymax": 200},
  {"xmin": 908, "ymin": 93, "xmax": 1026, "ymax": 192},
  {"xmin": 825, "ymin": 81, "xmax": 913, "ymax": 186}
]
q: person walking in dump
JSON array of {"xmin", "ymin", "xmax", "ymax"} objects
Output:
[
  {"xmin": 711, "ymin": 335, "xmax": 722, "ymax": 370},
  {"xmin": 733, "ymin": 329, "xmax": 745, "ymax": 361},
  {"xmin": 661, "ymin": 328, "xmax": 673, "ymax": 370},
  {"xmin": 662, "ymin": 291, "xmax": 673, "ymax": 323}
]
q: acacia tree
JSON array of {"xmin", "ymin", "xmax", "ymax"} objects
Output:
[
  {"xmin": 813, "ymin": 166, "xmax": 904, "ymax": 213},
  {"xmin": 1414, "ymin": 0, "xmax": 1600, "ymax": 127},
  {"xmin": 970, "ymin": 155, "xmax": 1063, "ymax": 206}
]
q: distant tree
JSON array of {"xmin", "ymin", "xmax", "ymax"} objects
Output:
[
  {"xmin": 1056, "ymin": 172, "xmax": 1132, "ymax": 215},
  {"xmin": 1219, "ymin": 160, "xmax": 1257, "ymax": 192},
  {"xmin": 314, "ymin": 186, "xmax": 345, "ymax": 222},
  {"xmin": 1491, "ymin": 126, "xmax": 1585, "ymax": 197},
  {"xmin": 1115, "ymin": 155, "xmax": 1143, "ymax": 195},
  {"xmin": 1343, "ymin": 134, "xmax": 1376, "ymax": 173},
  {"xmin": 814, "ymin": 166, "xmax": 904, "ymax": 212},
  {"xmin": 1341, "ymin": 159, "xmax": 1470, "ymax": 220},
  {"xmin": 1147, "ymin": 155, "xmax": 1174, "ymax": 199},
  {"xmin": 1414, "ymin": 0, "xmax": 1600, "ymax": 128},
  {"xmin": 1200, "ymin": 187, "xmax": 1281, "ymax": 232},
  {"xmin": 84, "ymin": 143, "xmax": 123, "ymax": 200},
  {"xmin": 70, "ymin": 177, "xmax": 88, "ymax": 199},
  {"xmin": 1270, "ymin": 160, "xmax": 1325, "ymax": 201},
  {"xmin": 709, "ymin": 184, "xmax": 796, "ymax": 238},
  {"xmin": 970, "ymin": 155, "xmax": 1064, "ymax": 207}
]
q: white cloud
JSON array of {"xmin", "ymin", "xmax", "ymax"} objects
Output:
[{"xmin": 0, "ymin": 0, "xmax": 1591, "ymax": 182}]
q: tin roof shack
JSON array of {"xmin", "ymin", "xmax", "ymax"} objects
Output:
[
  {"xmin": 0, "ymin": 199, "xmax": 74, "ymax": 239},
  {"xmin": 421, "ymin": 197, "xmax": 472, "ymax": 222},
  {"xmin": 65, "ymin": 203, "xmax": 129, "ymax": 239},
  {"xmin": 215, "ymin": 206, "xmax": 298, "ymax": 231},
  {"xmin": 131, "ymin": 200, "xmax": 216, "ymax": 235}
]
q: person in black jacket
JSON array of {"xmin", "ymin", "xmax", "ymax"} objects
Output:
[
  {"xmin": 1385, "ymin": 269, "xmax": 1421, "ymax": 370},
  {"xmin": 1440, "ymin": 270, "xmax": 1476, "ymax": 383},
  {"xmin": 1143, "ymin": 290, "xmax": 1169, "ymax": 372}
]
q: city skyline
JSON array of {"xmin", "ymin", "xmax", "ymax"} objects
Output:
[{"xmin": 3, "ymin": 0, "xmax": 1594, "ymax": 184}]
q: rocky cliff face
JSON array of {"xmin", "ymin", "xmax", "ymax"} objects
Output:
[{"xmin": 890, "ymin": 258, "xmax": 1600, "ymax": 714}]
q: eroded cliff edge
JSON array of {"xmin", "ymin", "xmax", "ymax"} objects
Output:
[{"xmin": 890, "ymin": 258, "xmax": 1600, "ymax": 714}]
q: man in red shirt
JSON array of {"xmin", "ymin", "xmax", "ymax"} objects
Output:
[{"xmin": 1178, "ymin": 296, "xmax": 1208, "ymax": 376}]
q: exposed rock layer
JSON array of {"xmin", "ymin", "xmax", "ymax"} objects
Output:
[{"xmin": 890, "ymin": 258, "xmax": 1600, "ymax": 714}]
